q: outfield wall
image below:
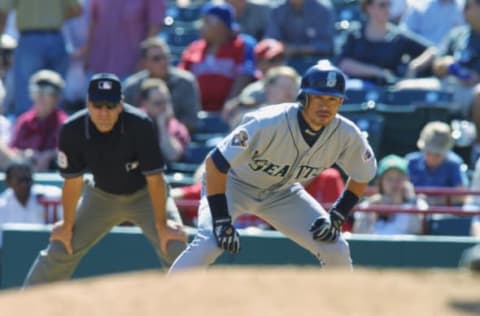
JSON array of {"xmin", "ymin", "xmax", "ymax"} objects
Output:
[{"xmin": 1, "ymin": 224, "xmax": 479, "ymax": 289}]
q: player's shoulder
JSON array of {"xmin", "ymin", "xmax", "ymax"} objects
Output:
[
  {"xmin": 335, "ymin": 113, "xmax": 363, "ymax": 135},
  {"xmin": 243, "ymin": 102, "xmax": 296, "ymax": 123}
]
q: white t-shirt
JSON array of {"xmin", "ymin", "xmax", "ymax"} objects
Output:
[{"xmin": 0, "ymin": 184, "xmax": 61, "ymax": 247}]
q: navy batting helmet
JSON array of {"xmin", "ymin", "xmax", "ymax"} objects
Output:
[{"xmin": 297, "ymin": 61, "xmax": 346, "ymax": 105}]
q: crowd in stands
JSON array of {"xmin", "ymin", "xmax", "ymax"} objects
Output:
[{"xmin": 0, "ymin": 0, "xmax": 480, "ymax": 239}]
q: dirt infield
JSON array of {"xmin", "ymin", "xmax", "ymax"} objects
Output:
[{"xmin": 0, "ymin": 268, "xmax": 478, "ymax": 316}]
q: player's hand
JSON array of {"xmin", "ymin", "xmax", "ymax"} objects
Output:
[
  {"xmin": 309, "ymin": 210, "xmax": 345, "ymax": 242},
  {"xmin": 213, "ymin": 216, "xmax": 240, "ymax": 254},
  {"xmin": 50, "ymin": 220, "xmax": 73, "ymax": 255},
  {"xmin": 157, "ymin": 220, "xmax": 188, "ymax": 256}
]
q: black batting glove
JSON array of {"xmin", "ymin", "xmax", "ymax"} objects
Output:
[
  {"xmin": 213, "ymin": 216, "xmax": 240, "ymax": 254},
  {"xmin": 309, "ymin": 209, "xmax": 345, "ymax": 242}
]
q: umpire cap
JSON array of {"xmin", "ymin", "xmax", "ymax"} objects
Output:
[
  {"xmin": 88, "ymin": 73, "xmax": 122, "ymax": 103},
  {"xmin": 298, "ymin": 60, "xmax": 346, "ymax": 101}
]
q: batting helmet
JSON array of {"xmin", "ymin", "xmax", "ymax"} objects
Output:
[{"xmin": 297, "ymin": 61, "xmax": 346, "ymax": 105}]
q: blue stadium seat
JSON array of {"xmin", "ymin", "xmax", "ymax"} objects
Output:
[
  {"xmin": 427, "ymin": 215, "xmax": 472, "ymax": 236},
  {"xmin": 340, "ymin": 105, "xmax": 384, "ymax": 155},
  {"xmin": 195, "ymin": 111, "xmax": 230, "ymax": 134},
  {"xmin": 181, "ymin": 142, "xmax": 215, "ymax": 164},
  {"xmin": 345, "ymin": 87, "xmax": 386, "ymax": 105},
  {"xmin": 384, "ymin": 89, "xmax": 453, "ymax": 107}
]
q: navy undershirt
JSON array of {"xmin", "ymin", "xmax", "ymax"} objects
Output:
[{"xmin": 297, "ymin": 110, "xmax": 323, "ymax": 147}]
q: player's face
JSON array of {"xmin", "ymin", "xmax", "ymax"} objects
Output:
[
  {"xmin": 302, "ymin": 95, "xmax": 343, "ymax": 130},
  {"xmin": 87, "ymin": 101, "xmax": 123, "ymax": 133}
]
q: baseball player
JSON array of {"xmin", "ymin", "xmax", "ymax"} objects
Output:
[
  {"xmin": 169, "ymin": 62, "xmax": 377, "ymax": 272},
  {"xmin": 23, "ymin": 73, "xmax": 187, "ymax": 286}
]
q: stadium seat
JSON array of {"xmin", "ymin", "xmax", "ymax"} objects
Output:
[
  {"xmin": 427, "ymin": 215, "xmax": 472, "ymax": 236},
  {"xmin": 384, "ymin": 89, "xmax": 453, "ymax": 107},
  {"xmin": 181, "ymin": 142, "xmax": 215, "ymax": 164},
  {"xmin": 166, "ymin": 4, "xmax": 203, "ymax": 23},
  {"xmin": 375, "ymin": 103, "xmax": 450, "ymax": 158},
  {"xmin": 195, "ymin": 111, "xmax": 230, "ymax": 134},
  {"xmin": 340, "ymin": 105, "xmax": 384, "ymax": 155},
  {"xmin": 345, "ymin": 87, "xmax": 386, "ymax": 105},
  {"xmin": 165, "ymin": 26, "xmax": 199, "ymax": 47}
]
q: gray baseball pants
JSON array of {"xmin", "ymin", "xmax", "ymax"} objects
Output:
[
  {"xmin": 169, "ymin": 177, "xmax": 352, "ymax": 273},
  {"xmin": 24, "ymin": 181, "xmax": 186, "ymax": 286}
]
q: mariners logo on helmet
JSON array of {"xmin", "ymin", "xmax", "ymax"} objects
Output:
[{"xmin": 297, "ymin": 60, "xmax": 346, "ymax": 105}]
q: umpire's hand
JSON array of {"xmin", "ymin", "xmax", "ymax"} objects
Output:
[
  {"xmin": 157, "ymin": 220, "xmax": 188, "ymax": 255},
  {"xmin": 50, "ymin": 220, "xmax": 73, "ymax": 255}
]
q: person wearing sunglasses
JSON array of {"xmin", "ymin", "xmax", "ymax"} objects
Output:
[
  {"xmin": 23, "ymin": 73, "xmax": 188, "ymax": 286},
  {"xmin": 0, "ymin": 161, "xmax": 62, "ymax": 248}
]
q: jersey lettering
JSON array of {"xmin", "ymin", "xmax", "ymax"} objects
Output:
[{"xmin": 248, "ymin": 159, "xmax": 320, "ymax": 179}]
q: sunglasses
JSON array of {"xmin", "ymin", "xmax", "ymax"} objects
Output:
[{"xmin": 91, "ymin": 102, "xmax": 119, "ymax": 110}]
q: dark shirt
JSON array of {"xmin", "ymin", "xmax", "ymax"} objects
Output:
[
  {"xmin": 437, "ymin": 25, "xmax": 480, "ymax": 74},
  {"xmin": 58, "ymin": 104, "xmax": 164, "ymax": 194},
  {"xmin": 265, "ymin": 0, "xmax": 335, "ymax": 56},
  {"xmin": 338, "ymin": 23, "xmax": 430, "ymax": 83}
]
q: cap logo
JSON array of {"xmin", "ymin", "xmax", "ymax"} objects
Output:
[
  {"xmin": 326, "ymin": 71, "xmax": 337, "ymax": 87},
  {"xmin": 98, "ymin": 80, "xmax": 112, "ymax": 90}
]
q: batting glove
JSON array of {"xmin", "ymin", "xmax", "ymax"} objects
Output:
[
  {"xmin": 309, "ymin": 210, "xmax": 345, "ymax": 242},
  {"xmin": 213, "ymin": 216, "xmax": 240, "ymax": 254}
]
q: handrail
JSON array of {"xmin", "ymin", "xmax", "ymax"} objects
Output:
[{"xmin": 365, "ymin": 186, "xmax": 480, "ymax": 196}]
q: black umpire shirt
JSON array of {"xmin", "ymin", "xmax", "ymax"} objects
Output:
[{"xmin": 57, "ymin": 104, "xmax": 165, "ymax": 195}]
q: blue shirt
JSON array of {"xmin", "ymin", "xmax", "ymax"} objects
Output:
[{"xmin": 406, "ymin": 151, "xmax": 465, "ymax": 187}]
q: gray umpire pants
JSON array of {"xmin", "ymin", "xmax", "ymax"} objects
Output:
[{"xmin": 24, "ymin": 181, "xmax": 186, "ymax": 286}]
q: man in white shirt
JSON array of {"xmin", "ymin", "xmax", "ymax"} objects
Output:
[{"xmin": 0, "ymin": 161, "xmax": 61, "ymax": 247}]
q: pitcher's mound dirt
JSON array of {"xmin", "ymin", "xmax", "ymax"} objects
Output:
[{"xmin": 1, "ymin": 267, "xmax": 478, "ymax": 316}]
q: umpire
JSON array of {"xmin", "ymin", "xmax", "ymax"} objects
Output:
[{"xmin": 24, "ymin": 73, "xmax": 187, "ymax": 286}]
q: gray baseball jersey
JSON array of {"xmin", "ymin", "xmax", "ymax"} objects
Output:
[{"xmin": 169, "ymin": 103, "xmax": 377, "ymax": 272}]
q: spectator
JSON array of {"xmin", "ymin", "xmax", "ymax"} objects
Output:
[
  {"xmin": 401, "ymin": 0, "xmax": 465, "ymax": 46},
  {"xmin": 222, "ymin": 38, "xmax": 286, "ymax": 120},
  {"xmin": 465, "ymin": 157, "xmax": 480, "ymax": 235},
  {"xmin": 226, "ymin": 65, "xmax": 300, "ymax": 128},
  {"xmin": 62, "ymin": 0, "xmax": 92, "ymax": 113},
  {"xmin": 353, "ymin": 154, "xmax": 427, "ymax": 235},
  {"xmin": 123, "ymin": 37, "xmax": 200, "ymax": 132},
  {"xmin": 265, "ymin": 0, "xmax": 335, "ymax": 59},
  {"xmin": 0, "ymin": 0, "xmax": 82, "ymax": 115},
  {"xmin": 139, "ymin": 78, "xmax": 190, "ymax": 163},
  {"xmin": 338, "ymin": 0, "xmax": 436, "ymax": 87},
  {"xmin": 225, "ymin": 0, "xmax": 271, "ymax": 41},
  {"xmin": 429, "ymin": 0, "xmax": 480, "ymax": 158},
  {"xmin": 0, "ymin": 161, "xmax": 62, "ymax": 247},
  {"xmin": 84, "ymin": 0, "xmax": 166, "ymax": 79},
  {"xmin": 0, "ymin": 33, "xmax": 16, "ymax": 114},
  {"xmin": 9, "ymin": 70, "xmax": 68, "ymax": 171},
  {"xmin": 178, "ymin": 2, "xmax": 256, "ymax": 112},
  {"xmin": 0, "ymin": 111, "xmax": 14, "ymax": 170},
  {"xmin": 406, "ymin": 121, "xmax": 467, "ymax": 205}
]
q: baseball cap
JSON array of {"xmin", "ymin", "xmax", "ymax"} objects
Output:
[
  {"xmin": 202, "ymin": 2, "xmax": 239, "ymax": 31},
  {"xmin": 254, "ymin": 39, "xmax": 285, "ymax": 61},
  {"xmin": 417, "ymin": 121, "xmax": 453, "ymax": 155},
  {"xmin": 29, "ymin": 69, "xmax": 64, "ymax": 95},
  {"xmin": 88, "ymin": 73, "xmax": 122, "ymax": 103},
  {"xmin": 377, "ymin": 154, "xmax": 408, "ymax": 177}
]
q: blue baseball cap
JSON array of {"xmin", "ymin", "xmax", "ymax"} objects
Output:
[
  {"xmin": 88, "ymin": 73, "xmax": 122, "ymax": 103},
  {"xmin": 202, "ymin": 2, "xmax": 239, "ymax": 31}
]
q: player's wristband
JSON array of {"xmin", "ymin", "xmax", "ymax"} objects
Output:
[
  {"xmin": 331, "ymin": 190, "xmax": 359, "ymax": 218},
  {"xmin": 207, "ymin": 194, "xmax": 230, "ymax": 220}
]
